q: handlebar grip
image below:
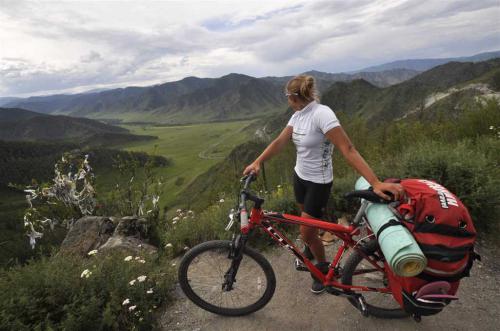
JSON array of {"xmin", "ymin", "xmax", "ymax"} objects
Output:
[{"xmin": 243, "ymin": 172, "xmax": 256, "ymax": 189}]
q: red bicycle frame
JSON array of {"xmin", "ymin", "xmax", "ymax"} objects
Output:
[{"xmin": 243, "ymin": 206, "xmax": 391, "ymax": 295}]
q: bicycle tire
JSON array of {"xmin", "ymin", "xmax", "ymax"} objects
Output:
[
  {"xmin": 178, "ymin": 240, "xmax": 276, "ymax": 316},
  {"xmin": 341, "ymin": 240, "xmax": 409, "ymax": 319}
]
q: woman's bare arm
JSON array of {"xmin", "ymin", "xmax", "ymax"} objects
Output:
[
  {"xmin": 325, "ymin": 126, "xmax": 403, "ymax": 200},
  {"xmin": 243, "ymin": 126, "xmax": 293, "ymax": 175}
]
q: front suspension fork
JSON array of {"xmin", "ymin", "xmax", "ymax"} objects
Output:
[{"xmin": 222, "ymin": 234, "xmax": 249, "ymax": 291}]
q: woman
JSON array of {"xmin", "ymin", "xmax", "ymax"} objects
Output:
[{"xmin": 243, "ymin": 75, "xmax": 403, "ymax": 294}]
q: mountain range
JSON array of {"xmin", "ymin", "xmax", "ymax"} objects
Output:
[
  {"xmin": 359, "ymin": 50, "xmax": 500, "ymax": 72},
  {"xmin": 3, "ymin": 69, "xmax": 422, "ymax": 125},
  {"xmin": 2, "ymin": 51, "xmax": 499, "ymax": 126},
  {"xmin": 322, "ymin": 58, "xmax": 500, "ymax": 122}
]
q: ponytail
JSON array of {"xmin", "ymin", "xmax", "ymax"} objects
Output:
[{"xmin": 286, "ymin": 75, "xmax": 319, "ymax": 102}]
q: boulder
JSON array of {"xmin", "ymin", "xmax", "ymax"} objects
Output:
[{"xmin": 59, "ymin": 215, "xmax": 157, "ymax": 256}]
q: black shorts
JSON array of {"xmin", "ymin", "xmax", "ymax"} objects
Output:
[{"xmin": 293, "ymin": 171, "xmax": 332, "ymax": 219}]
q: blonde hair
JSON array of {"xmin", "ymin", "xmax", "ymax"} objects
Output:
[{"xmin": 286, "ymin": 75, "xmax": 319, "ymax": 102}]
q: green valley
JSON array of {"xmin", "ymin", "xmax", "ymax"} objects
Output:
[{"xmin": 115, "ymin": 119, "xmax": 261, "ymax": 207}]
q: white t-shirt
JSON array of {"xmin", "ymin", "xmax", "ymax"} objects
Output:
[{"xmin": 287, "ymin": 101, "xmax": 340, "ymax": 184}]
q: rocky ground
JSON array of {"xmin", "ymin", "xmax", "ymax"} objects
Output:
[{"xmin": 159, "ymin": 238, "xmax": 500, "ymax": 331}]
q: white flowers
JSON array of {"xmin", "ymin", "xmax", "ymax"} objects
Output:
[
  {"xmin": 129, "ymin": 279, "xmax": 137, "ymax": 286},
  {"xmin": 165, "ymin": 243, "xmax": 173, "ymax": 248},
  {"xmin": 172, "ymin": 216, "xmax": 180, "ymax": 222},
  {"xmin": 124, "ymin": 256, "xmax": 133, "ymax": 262},
  {"xmin": 137, "ymin": 275, "xmax": 147, "ymax": 282},
  {"xmin": 219, "ymin": 198, "xmax": 225, "ymax": 203},
  {"xmin": 80, "ymin": 269, "xmax": 92, "ymax": 278},
  {"xmin": 138, "ymin": 259, "xmax": 146, "ymax": 264},
  {"xmin": 152, "ymin": 195, "xmax": 160, "ymax": 208},
  {"xmin": 129, "ymin": 305, "xmax": 137, "ymax": 311},
  {"xmin": 146, "ymin": 288, "xmax": 154, "ymax": 294},
  {"xmin": 87, "ymin": 249, "xmax": 98, "ymax": 256},
  {"xmin": 122, "ymin": 298, "xmax": 130, "ymax": 306}
]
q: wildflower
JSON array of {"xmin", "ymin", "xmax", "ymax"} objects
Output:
[
  {"xmin": 124, "ymin": 256, "xmax": 133, "ymax": 262},
  {"xmin": 152, "ymin": 195, "xmax": 160, "ymax": 208},
  {"xmin": 176, "ymin": 209, "xmax": 182, "ymax": 213},
  {"xmin": 137, "ymin": 275, "xmax": 147, "ymax": 282},
  {"xmin": 219, "ymin": 198, "xmax": 225, "ymax": 203},
  {"xmin": 490, "ymin": 126, "xmax": 495, "ymax": 130},
  {"xmin": 277, "ymin": 185, "xmax": 282, "ymax": 188},
  {"xmin": 146, "ymin": 288, "xmax": 154, "ymax": 294},
  {"xmin": 172, "ymin": 263, "xmax": 177, "ymax": 267},
  {"xmin": 173, "ymin": 221, "xmax": 177, "ymax": 225},
  {"xmin": 165, "ymin": 243, "xmax": 173, "ymax": 248},
  {"xmin": 122, "ymin": 298, "xmax": 130, "ymax": 306},
  {"xmin": 87, "ymin": 249, "xmax": 98, "ymax": 256},
  {"xmin": 129, "ymin": 279, "xmax": 137, "ymax": 286},
  {"xmin": 138, "ymin": 259, "xmax": 146, "ymax": 264},
  {"xmin": 173, "ymin": 216, "xmax": 180, "ymax": 221},
  {"xmin": 135, "ymin": 256, "xmax": 140, "ymax": 260},
  {"xmin": 137, "ymin": 244, "xmax": 143, "ymax": 248},
  {"xmin": 139, "ymin": 317, "xmax": 143, "ymax": 322},
  {"xmin": 80, "ymin": 269, "xmax": 92, "ymax": 278},
  {"xmin": 187, "ymin": 210, "xmax": 194, "ymax": 215},
  {"xmin": 183, "ymin": 246, "xmax": 189, "ymax": 251},
  {"xmin": 129, "ymin": 305, "xmax": 137, "ymax": 311}
]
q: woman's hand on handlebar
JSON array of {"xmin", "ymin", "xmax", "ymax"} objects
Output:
[
  {"xmin": 243, "ymin": 161, "xmax": 261, "ymax": 176},
  {"xmin": 372, "ymin": 181, "xmax": 404, "ymax": 201}
]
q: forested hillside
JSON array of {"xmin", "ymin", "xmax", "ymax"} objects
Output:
[{"xmin": 0, "ymin": 107, "xmax": 156, "ymax": 145}]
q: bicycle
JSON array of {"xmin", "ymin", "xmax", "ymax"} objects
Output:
[{"xmin": 178, "ymin": 173, "xmax": 409, "ymax": 319}]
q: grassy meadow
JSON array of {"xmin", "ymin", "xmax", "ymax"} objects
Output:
[{"xmin": 105, "ymin": 120, "xmax": 258, "ymax": 208}]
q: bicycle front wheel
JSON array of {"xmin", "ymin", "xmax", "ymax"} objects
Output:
[
  {"xmin": 178, "ymin": 240, "xmax": 276, "ymax": 316},
  {"xmin": 341, "ymin": 240, "xmax": 409, "ymax": 319}
]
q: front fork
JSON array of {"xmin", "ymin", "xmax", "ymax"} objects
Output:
[{"xmin": 222, "ymin": 233, "xmax": 249, "ymax": 291}]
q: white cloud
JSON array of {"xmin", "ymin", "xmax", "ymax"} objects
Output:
[{"xmin": 0, "ymin": 0, "xmax": 499, "ymax": 96}]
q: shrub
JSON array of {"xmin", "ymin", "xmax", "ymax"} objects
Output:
[
  {"xmin": 393, "ymin": 138, "xmax": 500, "ymax": 231},
  {"xmin": 0, "ymin": 251, "xmax": 175, "ymax": 331}
]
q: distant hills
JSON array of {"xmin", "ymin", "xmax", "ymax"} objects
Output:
[
  {"xmin": 4, "ymin": 69, "xmax": 422, "ymax": 125},
  {"xmin": 359, "ymin": 50, "xmax": 500, "ymax": 72},
  {"xmin": 3, "ymin": 51, "xmax": 499, "ymax": 125},
  {"xmin": 0, "ymin": 107, "xmax": 155, "ymax": 145},
  {"xmin": 322, "ymin": 58, "xmax": 500, "ymax": 122}
]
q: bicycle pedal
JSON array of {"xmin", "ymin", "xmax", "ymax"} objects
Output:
[{"xmin": 294, "ymin": 258, "xmax": 309, "ymax": 271}]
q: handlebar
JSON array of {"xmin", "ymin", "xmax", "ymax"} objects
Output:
[{"xmin": 239, "ymin": 173, "xmax": 264, "ymax": 209}]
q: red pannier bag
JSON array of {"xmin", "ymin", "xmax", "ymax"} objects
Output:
[{"xmin": 385, "ymin": 179, "xmax": 479, "ymax": 318}]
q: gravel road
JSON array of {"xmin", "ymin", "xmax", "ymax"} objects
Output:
[{"xmin": 160, "ymin": 239, "xmax": 500, "ymax": 331}]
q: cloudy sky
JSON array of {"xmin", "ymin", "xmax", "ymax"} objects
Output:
[{"xmin": 1, "ymin": 0, "xmax": 499, "ymax": 97}]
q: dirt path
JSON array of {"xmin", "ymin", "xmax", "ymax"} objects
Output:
[{"xmin": 159, "ymin": 240, "xmax": 500, "ymax": 331}]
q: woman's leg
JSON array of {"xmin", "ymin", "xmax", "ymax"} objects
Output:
[{"xmin": 300, "ymin": 214, "xmax": 326, "ymax": 262}]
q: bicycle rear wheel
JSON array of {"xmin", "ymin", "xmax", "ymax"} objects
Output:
[
  {"xmin": 341, "ymin": 240, "xmax": 409, "ymax": 319},
  {"xmin": 178, "ymin": 240, "xmax": 276, "ymax": 316}
]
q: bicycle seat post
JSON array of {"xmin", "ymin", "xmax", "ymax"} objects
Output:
[{"xmin": 352, "ymin": 200, "xmax": 369, "ymax": 226}]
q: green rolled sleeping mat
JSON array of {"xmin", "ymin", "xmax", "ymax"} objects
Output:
[{"xmin": 355, "ymin": 177, "xmax": 427, "ymax": 277}]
